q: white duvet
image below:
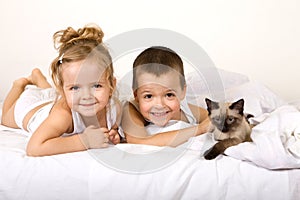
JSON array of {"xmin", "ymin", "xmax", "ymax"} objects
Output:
[
  {"xmin": 1, "ymin": 103, "xmax": 300, "ymax": 200},
  {"xmin": 1, "ymin": 75, "xmax": 300, "ymax": 199}
]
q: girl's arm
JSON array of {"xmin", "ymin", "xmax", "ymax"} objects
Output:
[
  {"xmin": 26, "ymin": 100, "xmax": 108, "ymax": 156},
  {"xmin": 121, "ymin": 102, "xmax": 209, "ymax": 147}
]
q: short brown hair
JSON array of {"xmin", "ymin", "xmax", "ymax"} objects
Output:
[{"xmin": 132, "ymin": 46, "xmax": 185, "ymax": 90}]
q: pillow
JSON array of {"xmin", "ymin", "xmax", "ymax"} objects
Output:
[
  {"xmin": 188, "ymin": 80, "xmax": 286, "ymax": 117},
  {"xmin": 116, "ymin": 73, "xmax": 134, "ymax": 102},
  {"xmin": 0, "ymin": 101, "xmax": 2, "ymax": 123},
  {"xmin": 289, "ymin": 100, "xmax": 300, "ymax": 111},
  {"xmin": 186, "ymin": 68, "xmax": 250, "ymax": 100},
  {"xmin": 117, "ymin": 68, "xmax": 250, "ymax": 102}
]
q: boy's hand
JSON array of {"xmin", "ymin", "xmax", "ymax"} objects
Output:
[{"xmin": 108, "ymin": 128, "xmax": 120, "ymax": 144}]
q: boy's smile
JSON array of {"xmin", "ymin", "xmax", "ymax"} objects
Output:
[{"xmin": 135, "ymin": 71, "xmax": 186, "ymax": 127}]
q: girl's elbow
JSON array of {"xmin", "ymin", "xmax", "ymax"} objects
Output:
[{"xmin": 26, "ymin": 144, "xmax": 42, "ymax": 157}]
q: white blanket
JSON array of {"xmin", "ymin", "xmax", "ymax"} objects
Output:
[
  {"xmin": 226, "ymin": 105, "xmax": 300, "ymax": 169},
  {"xmin": 1, "ymin": 102, "xmax": 300, "ymax": 199},
  {"xmin": 0, "ymin": 125, "xmax": 300, "ymax": 199}
]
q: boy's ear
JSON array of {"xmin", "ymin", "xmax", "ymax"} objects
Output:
[{"xmin": 133, "ymin": 90, "xmax": 138, "ymax": 102}]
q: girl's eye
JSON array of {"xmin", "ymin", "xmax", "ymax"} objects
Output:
[
  {"xmin": 93, "ymin": 83, "xmax": 102, "ymax": 88},
  {"xmin": 70, "ymin": 86, "xmax": 79, "ymax": 91}
]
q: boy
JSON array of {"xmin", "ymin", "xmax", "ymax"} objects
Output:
[{"xmin": 121, "ymin": 46, "xmax": 209, "ymax": 147}]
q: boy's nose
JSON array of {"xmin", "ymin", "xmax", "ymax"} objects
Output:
[{"xmin": 154, "ymin": 97, "xmax": 165, "ymax": 106}]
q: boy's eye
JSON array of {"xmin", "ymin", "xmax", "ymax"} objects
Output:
[
  {"xmin": 144, "ymin": 94, "xmax": 152, "ymax": 99},
  {"xmin": 166, "ymin": 92, "xmax": 176, "ymax": 98}
]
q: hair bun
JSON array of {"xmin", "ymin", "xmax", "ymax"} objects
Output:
[
  {"xmin": 53, "ymin": 24, "xmax": 104, "ymax": 51},
  {"xmin": 78, "ymin": 24, "xmax": 104, "ymax": 44}
]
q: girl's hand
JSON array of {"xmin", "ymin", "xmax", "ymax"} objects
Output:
[
  {"xmin": 108, "ymin": 128, "xmax": 120, "ymax": 144},
  {"xmin": 80, "ymin": 126, "xmax": 109, "ymax": 149}
]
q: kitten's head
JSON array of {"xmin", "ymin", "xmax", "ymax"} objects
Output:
[{"xmin": 205, "ymin": 98, "xmax": 245, "ymax": 133}]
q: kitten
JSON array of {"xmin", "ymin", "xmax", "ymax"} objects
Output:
[{"xmin": 203, "ymin": 98, "xmax": 253, "ymax": 160}]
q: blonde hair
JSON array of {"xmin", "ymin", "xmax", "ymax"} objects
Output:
[{"xmin": 50, "ymin": 24, "xmax": 114, "ymax": 93}]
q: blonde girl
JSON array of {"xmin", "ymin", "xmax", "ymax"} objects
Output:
[{"xmin": 1, "ymin": 24, "xmax": 122, "ymax": 156}]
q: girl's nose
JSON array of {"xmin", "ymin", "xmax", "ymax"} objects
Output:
[{"xmin": 82, "ymin": 87, "xmax": 92, "ymax": 99}]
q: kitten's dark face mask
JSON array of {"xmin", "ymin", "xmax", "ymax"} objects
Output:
[
  {"xmin": 205, "ymin": 98, "xmax": 245, "ymax": 133},
  {"xmin": 211, "ymin": 115, "xmax": 227, "ymax": 132},
  {"xmin": 212, "ymin": 115, "xmax": 238, "ymax": 133}
]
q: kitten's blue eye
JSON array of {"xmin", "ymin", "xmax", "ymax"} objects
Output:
[
  {"xmin": 227, "ymin": 116, "xmax": 235, "ymax": 124},
  {"xmin": 213, "ymin": 116, "xmax": 222, "ymax": 123}
]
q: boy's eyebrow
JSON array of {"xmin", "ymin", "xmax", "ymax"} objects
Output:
[
  {"xmin": 140, "ymin": 88, "xmax": 177, "ymax": 93},
  {"xmin": 166, "ymin": 88, "xmax": 176, "ymax": 92}
]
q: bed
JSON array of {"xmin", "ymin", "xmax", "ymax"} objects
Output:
[{"xmin": 1, "ymin": 69, "xmax": 300, "ymax": 200}]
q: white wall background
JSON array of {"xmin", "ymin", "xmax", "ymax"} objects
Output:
[{"xmin": 0, "ymin": 0, "xmax": 299, "ymax": 102}]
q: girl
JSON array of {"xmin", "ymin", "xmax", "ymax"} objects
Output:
[
  {"xmin": 1, "ymin": 24, "xmax": 122, "ymax": 156},
  {"xmin": 121, "ymin": 46, "xmax": 209, "ymax": 147}
]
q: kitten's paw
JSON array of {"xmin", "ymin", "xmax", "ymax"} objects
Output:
[{"xmin": 203, "ymin": 146, "xmax": 220, "ymax": 160}]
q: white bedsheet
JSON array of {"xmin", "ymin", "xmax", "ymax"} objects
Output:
[
  {"xmin": 1, "ymin": 95, "xmax": 300, "ymax": 199},
  {"xmin": 0, "ymin": 125, "xmax": 300, "ymax": 200}
]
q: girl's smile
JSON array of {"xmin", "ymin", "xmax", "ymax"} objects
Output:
[{"xmin": 62, "ymin": 59, "xmax": 111, "ymax": 117}]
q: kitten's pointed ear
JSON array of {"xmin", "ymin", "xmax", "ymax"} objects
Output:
[
  {"xmin": 205, "ymin": 98, "xmax": 219, "ymax": 114},
  {"xmin": 230, "ymin": 99, "xmax": 244, "ymax": 114},
  {"xmin": 205, "ymin": 98, "xmax": 212, "ymax": 115}
]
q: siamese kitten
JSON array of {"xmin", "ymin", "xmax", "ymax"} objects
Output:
[{"xmin": 204, "ymin": 98, "xmax": 253, "ymax": 160}]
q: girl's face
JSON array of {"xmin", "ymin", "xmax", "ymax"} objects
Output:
[
  {"xmin": 62, "ymin": 60, "xmax": 114, "ymax": 117},
  {"xmin": 135, "ymin": 71, "xmax": 186, "ymax": 127}
]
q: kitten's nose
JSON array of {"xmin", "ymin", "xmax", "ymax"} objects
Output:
[
  {"xmin": 216, "ymin": 124, "xmax": 229, "ymax": 133},
  {"xmin": 221, "ymin": 126, "xmax": 229, "ymax": 133}
]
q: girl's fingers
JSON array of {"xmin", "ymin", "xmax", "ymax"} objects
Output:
[{"xmin": 102, "ymin": 143, "xmax": 109, "ymax": 148}]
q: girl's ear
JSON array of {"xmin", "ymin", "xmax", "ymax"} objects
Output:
[
  {"xmin": 113, "ymin": 77, "xmax": 117, "ymax": 89},
  {"xmin": 57, "ymin": 88, "xmax": 64, "ymax": 97},
  {"xmin": 110, "ymin": 77, "xmax": 117, "ymax": 96},
  {"xmin": 180, "ymin": 85, "xmax": 187, "ymax": 100}
]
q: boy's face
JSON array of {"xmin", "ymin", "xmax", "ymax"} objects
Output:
[
  {"xmin": 135, "ymin": 71, "xmax": 186, "ymax": 127},
  {"xmin": 62, "ymin": 59, "xmax": 113, "ymax": 117}
]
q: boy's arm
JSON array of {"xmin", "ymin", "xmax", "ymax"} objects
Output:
[
  {"xmin": 121, "ymin": 102, "xmax": 209, "ymax": 147},
  {"xmin": 125, "ymin": 121, "xmax": 209, "ymax": 147},
  {"xmin": 121, "ymin": 102, "xmax": 149, "ymax": 138},
  {"xmin": 188, "ymin": 103, "xmax": 209, "ymax": 123}
]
